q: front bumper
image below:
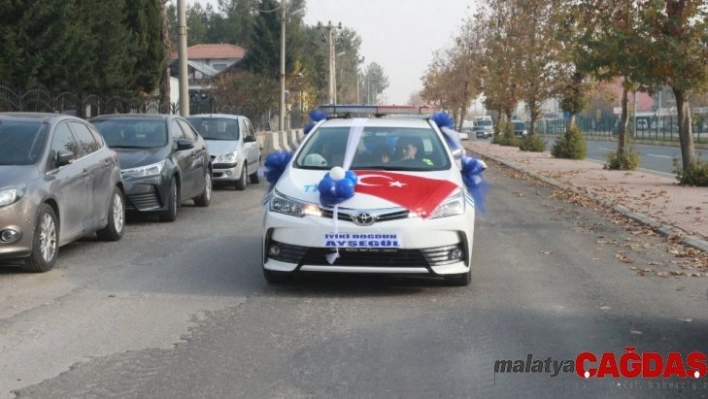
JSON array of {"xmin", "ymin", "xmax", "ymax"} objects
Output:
[
  {"xmin": 212, "ymin": 162, "xmax": 242, "ymax": 182},
  {"xmin": 262, "ymin": 207, "xmax": 474, "ymax": 276},
  {"xmin": 123, "ymin": 175, "xmax": 168, "ymax": 212},
  {"xmin": 0, "ymin": 197, "xmax": 36, "ymax": 260}
]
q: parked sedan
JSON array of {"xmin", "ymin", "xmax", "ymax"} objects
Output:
[
  {"xmin": 186, "ymin": 114, "xmax": 261, "ymax": 190},
  {"xmin": 0, "ymin": 113, "xmax": 125, "ymax": 272},
  {"xmin": 91, "ymin": 114, "xmax": 212, "ymax": 222}
]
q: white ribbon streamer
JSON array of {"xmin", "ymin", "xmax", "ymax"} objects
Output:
[{"xmin": 326, "ymin": 118, "xmax": 367, "ymax": 264}]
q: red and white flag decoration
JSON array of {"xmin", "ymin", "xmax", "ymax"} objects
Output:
[{"xmin": 355, "ymin": 170, "xmax": 459, "ymax": 218}]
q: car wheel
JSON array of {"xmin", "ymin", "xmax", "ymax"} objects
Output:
[
  {"xmin": 249, "ymin": 165, "xmax": 260, "ymax": 184},
  {"xmin": 97, "ymin": 187, "xmax": 125, "ymax": 241},
  {"xmin": 263, "ymin": 268, "xmax": 289, "ymax": 284},
  {"xmin": 22, "ymin": 204, "xmax": 59, "ymax": 273},
  {"xmin": 194, "ymin": 169, "xmax": 212, "ymax": 207},
  {"xmin": 159, "ymin": 178, "xmax": 179, "ymax": 222},
  {"xmin": 235, "ymin": 166, "xmax": 247, "ymax": 191},
  {"xmin": 445, "ymin": 269, "xmax": 471, "ymax": 287}
]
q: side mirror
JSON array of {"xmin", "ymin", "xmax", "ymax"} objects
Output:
[
  {"xmin": 244, "ymin": 135, "xmax": 257, "ymax": 143},
  {"xmin": 56, "ymin": 151, "xmax": 75, "ymax": 167},
  {"xmin": 451, "ymin": 148, "xmax": 463, "ymax": 160},
  {"xmin": 177, "ymin": 139, "xmax": 194, "ymax": 151}
]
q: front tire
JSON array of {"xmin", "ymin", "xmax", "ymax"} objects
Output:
[
  {"xmin": 22, "ymin": 204, "xmax": 59, "ymax": 273},
  {"xmin": 234, "ymin": 166, "xmax": 247, "ymax": 191},
  {"xmin": 249, "ymin": 166, "xmax": 260, "ymax": 184},
  {"xmin": 159, "ymin": 178, "xmax": 179, "ymax": 222},
  {"xmin": 194, "ymin": 169, "xmax": 212, "ymax": 207},
  {"xmin": 97, "ymin": 188, "xmax": 125, "ymax": 241}
]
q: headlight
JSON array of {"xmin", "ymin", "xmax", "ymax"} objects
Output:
[
  {"xmin": 430, "ymin": 191, "xmax": 465, "ymax": 219},
  {"xmin": 0, "ymin": 186, "xmax": 26, "ymax": 208},
  {"xmin": 122, "ymin": 160, "xmax": 166, "ymax": 178},
  {"xmin": 269, "ymin": 193, "xmax": 322, "ymax": 218},
  {"xmin": 215, "ymin": 151, "xmax": 238, "ymax": 164}
]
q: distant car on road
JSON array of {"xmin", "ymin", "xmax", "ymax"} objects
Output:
[
  {"xmin": 0, "ymin": 113, "xmax": 125, "ymax": 272},
  {"xmin": 474, "ymin": 126, "xmax": 493, "ymax": 139},
  {"xmin": 186, "ymin": 114, "xmax": 261, "ymax": 190},
  {"xmin": 91, "ymin": 114, "xmax": 212, "ymax": 222},
  {"xmin": 512, "ymin": 120, "xmax": 528, "ymax": 137}
]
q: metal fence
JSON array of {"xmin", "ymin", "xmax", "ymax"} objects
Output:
[{"xmin": 536, "ymin": 114, "xmax": 707, "ymax": 143}]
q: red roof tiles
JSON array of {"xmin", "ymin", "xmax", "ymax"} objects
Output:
[{"xmin": 170, "ymin": 43, "xmax": 246, "ymax": 60}]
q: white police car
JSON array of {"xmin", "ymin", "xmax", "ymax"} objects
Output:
[{"xmin": 261, "ymin": 105, "xmax": 485, "ymax": 286}]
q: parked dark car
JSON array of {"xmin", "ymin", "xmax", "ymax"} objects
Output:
[
  {"xmin": 0, "ymin": 113, "xmax": 125, "ymax": 272},
  {"xmin": 90, "ymin": 114, "xmax": 212, "ymax": 222},
  {"xmin": 186, "ymin": 114, "xmax": 261, "ymax": 190}
]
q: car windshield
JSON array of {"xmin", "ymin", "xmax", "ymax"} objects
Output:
[
  {"xmin": 476, "ymin": 120, "xmax": 493, "ymax": 128},
  {"xmin": 0, "ymin": 120, "xmax": 48, "ymax": 165},
  {"xmin": 93, "ymin": 119, "xmax": 167, "ymax": 149},
  {"xmin": 187, "ymin": 117, "xmax": 239, "ymax": 140},
  {"xmin": 514, "ymin": 122, "xmax": 526, "ymax": 130},
  {"xmin": 294, "ymin": 126, "xmax": 451, "ymax": 171}
]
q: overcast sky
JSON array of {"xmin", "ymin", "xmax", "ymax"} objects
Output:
[{"xmin": 186, "ymin": 0, "xmax": 478, "ymax": 104}]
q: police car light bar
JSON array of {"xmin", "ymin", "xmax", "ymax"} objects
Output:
[{"xmin": 318, "ymin": 104, "xmax": 436, "ymax": 116}]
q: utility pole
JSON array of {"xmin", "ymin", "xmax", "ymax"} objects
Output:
[
  {"xmin": 318, "ymin": 21, "xmax": 341, "ymax": 104},
  {"xmin": 279, "ymin": 0, "xmax": 286, "ymax": 131},
  {"xmin": 177, "ymin": 0, "xmax": 189, "ymax": 116}
]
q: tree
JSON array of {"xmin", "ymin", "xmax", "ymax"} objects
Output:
[
  {"xmin": 641, "ymin": 0, "xmax": 708, "ymax": 173},
  {"xmin": 508, "ymin": 0, "xmax": 564, "ymax": 142},
  {"xmin": 362, "ymin": 63, "xmax": 389, "ymax": 104},
  {"xmin": 578, "ymin": 0, "xmax": 655, "ymax": 168}
]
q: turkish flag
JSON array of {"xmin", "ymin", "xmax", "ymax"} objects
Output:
[{"xmin": 354, "ymin": 170, "xmax": 459, "ymax": 218}]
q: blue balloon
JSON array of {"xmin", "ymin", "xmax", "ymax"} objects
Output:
[
  {"xmin": 336, "ymin": 178, "xmax": 355, "ymax": 198},
  {"xmin": 460, "ymin": 156, "xmax": 488, "ymax": 214},
  {"xmin": 309, "ymin": 109, "xmax": 329, "ymax": 122},
  {"xmin": 303, "ymin": 122, "xmax": 315, "ymax": 134},
  {"xmin": 263, "ymin": 150, "xmax": 293, "ymax": 186},
  {"xmin": 344, "ymin": 170, "xmax": 357, "ymax": 184},
  {"xmin": 431, "ymin": 111, "xmax": 454, "ymax": 129}
]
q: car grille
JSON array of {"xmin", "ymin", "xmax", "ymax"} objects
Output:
[
  {"xmin": 268, "ymin": 240, "xmax": 463, "ymax": 267},
  {"xmin": 320, "ymin": 208, "xmax": 410, "ymax": 223},
  {"xmin": 127, "ymin": 187, "xmax": 161, "ymax": 211}
]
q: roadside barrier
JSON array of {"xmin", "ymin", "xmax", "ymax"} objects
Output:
[{"xmin": 255, "ymin": 129, "xmax": 304, "ymax": 154}]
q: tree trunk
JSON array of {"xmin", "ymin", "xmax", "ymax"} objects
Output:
[
  {"xmin": 528, "ymin": 98, "xmax": 539, "ymax": 137},
  {"xmin": 567, "ymin": 114, "xmax": 576, "ymax": 131},
  {"xmin": 618, "ymin": 86, "xmax": 629, "ymax": 155},
  {"xmin": 673, "ymin": 88, "xmax": 696, "ymax": 170}
]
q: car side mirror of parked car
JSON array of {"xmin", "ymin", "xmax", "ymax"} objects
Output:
[
  {"xmin": 176, "ymin": 139, "xmax": 195, "ymax": 151},
  {"xmin": 56, "ymin": 151, "xmax": 75, "ymax": 167},
  {"xmin": 244, "ymin": 135, "xmax": 257, "ymax": 143},
  {"xmin": 451, "ymin": 148, "xmax": 463, "ymax": 160}
]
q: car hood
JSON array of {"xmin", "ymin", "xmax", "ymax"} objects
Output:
[
  {"xmin": 0, "ymin": 165, "xmax": 40, "ymax": 188},
  {"xmin": 275, "ymin": 168, "xmax": 463, "ymax": 210},
  {"xmin": 206, "ymin": 140, "xmax": 238, "ymax": 157},
  {"xmin": 114, "ymin": 147, "xmax": 170, "ymax": 170}
]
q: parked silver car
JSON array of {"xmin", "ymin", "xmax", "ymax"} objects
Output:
[
  {"xmin": 186, "ymin": 114, "xmax": 261, "ymax": 190},
  {"xmin": 0, "ymin": 113, "xmax": 125, "ymax": 272}
]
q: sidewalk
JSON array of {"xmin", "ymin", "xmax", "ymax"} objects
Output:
[{"xmin": 464, "ymin": 139, "xmax": 708, "ymax": 253}]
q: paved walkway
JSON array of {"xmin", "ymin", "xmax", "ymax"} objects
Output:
[{"xmin": 464, "ymin": 139, "xmax": 708, "ymax": 252}]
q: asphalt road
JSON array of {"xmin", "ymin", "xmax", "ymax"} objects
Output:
[
  {"xmin": 1, "ymin": 167, "xmax": 707, "ymax": 398},
  {"xmin": 531, "ymin": 136, "xmax": 706, "ymax": 177}
]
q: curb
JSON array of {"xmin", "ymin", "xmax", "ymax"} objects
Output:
[
  {"xmin": 475, "ymin": 150, "xmax": 708, "ymax": 254},
  {"xmin": 547, "ymin": 135, "xmax": 708, "ymax": 150}
]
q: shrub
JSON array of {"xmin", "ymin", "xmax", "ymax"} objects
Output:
[
  {"xmin": 604, "ymin": 148, "xmax": 640, "ymax": 170},
  {"xmin": 492, "ymin": 121, "xmax": 519, "ymax": 147},
  {"xmin": 551, "ymin": 126, "xmax": 587, "ymax": 159},
  {"xmin": 519, "ymin": 134, "xmax": 546, "ymax": 152},
  {"xmin": 673, "ymin": 156, "xmax": 708, "ymax": 186}
]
